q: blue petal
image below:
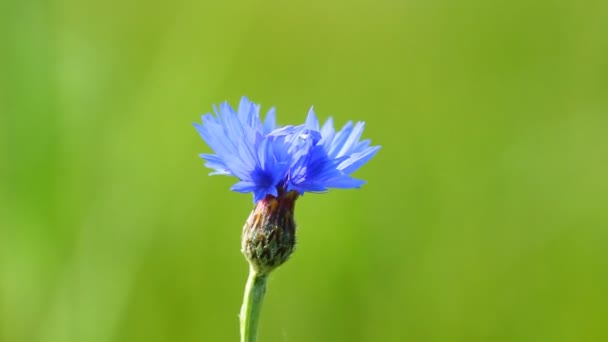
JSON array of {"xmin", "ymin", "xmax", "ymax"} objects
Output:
[
  {"xmin": 318, "ymin": 117, "xmax": 335, "ymax": 151},
  {"xmin": 336, "ymin": 121, "xmax": 365, "ymax": 157},
  {"xmin": 195, "ymin": 114, "xmax": 253, "ymax": 181},
  {"xmin": 199, "ymin": 153, "xmax": 231, "ymax": 175},
  {"xmin": 327, "ymin": 121, "xmax": 353, "ymax": 158},
  {"xmin": 231, "ymin": 181, "xmax": 258, "ymax": 193},
  {"xmin": 253, "ymin": 187, "xmax": 275, "ymax": 203},
  {"xmin": 338, "ymin": 145, "xmax": 381, "ymax": 175},
  {"xmin": 264, "ymin": 107, "xmax": 276, "ymax": 134},
  {"xmin": 322, "ymin": 176, "xmax": 366, "ymax": 189},
  {"xmin": 238, "ymin": 96, "xmax": 251, "ymax": 123},
  {"xmin": 305, "ymin": 107, "xmax": 319, "ymax": 131}
]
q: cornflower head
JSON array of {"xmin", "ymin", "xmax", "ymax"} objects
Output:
[
  {"xmin": 195, "ymin": 96, "xmax": 379, "ymax": 203},
  {"xmin": 194, "ymin": 96, "xmax": 380, "ymax": 342}
]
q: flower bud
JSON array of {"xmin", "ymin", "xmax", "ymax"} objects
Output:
[{"xmin": 241, "ymin": 191, "xmax": 298, "ymax": 275}]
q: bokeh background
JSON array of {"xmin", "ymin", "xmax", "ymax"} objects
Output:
[{"xmin": 2, "ymin": 0, "xmax": 608, "ymax": 341}]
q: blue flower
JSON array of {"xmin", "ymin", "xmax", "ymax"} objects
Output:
[{"xmin": 194, "ymin": 96, "xmax": 380, "ymax": 202}]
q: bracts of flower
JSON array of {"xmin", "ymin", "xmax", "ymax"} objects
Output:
[{"xmin": 194, "ymin": 96, "xmax": 380, "ymax": 274}]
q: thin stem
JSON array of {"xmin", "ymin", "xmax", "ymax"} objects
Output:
[{"xmin": 240, "ymin": 266, "xmax": 268, "ymax": 342}]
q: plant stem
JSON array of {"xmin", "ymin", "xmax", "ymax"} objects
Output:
[{"xmin": 240, "ymin": 266, "xmax": 268, "ymax": 342}]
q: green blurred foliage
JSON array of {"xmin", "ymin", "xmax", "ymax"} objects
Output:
[{"xmin": 1, "ymin": 0, "xmax": 608, "ymax": 341}]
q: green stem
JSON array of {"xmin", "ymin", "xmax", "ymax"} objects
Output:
[{"xmin": 240, "ymin": 266, "xmax": 268, "ymax": 342}]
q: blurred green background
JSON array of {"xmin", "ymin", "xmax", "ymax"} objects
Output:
[{"xmin": 1, "ymin": 0, "xmax": 608, "ymax": 341}]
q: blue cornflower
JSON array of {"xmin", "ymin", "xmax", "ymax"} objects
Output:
[
  {"xmin": 194, "ymin": 96, "xmax": 380, "ymax": 203},
  {"xmin": 196, "ymin": 98, "xmax": 381, "ymax": 337}
]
